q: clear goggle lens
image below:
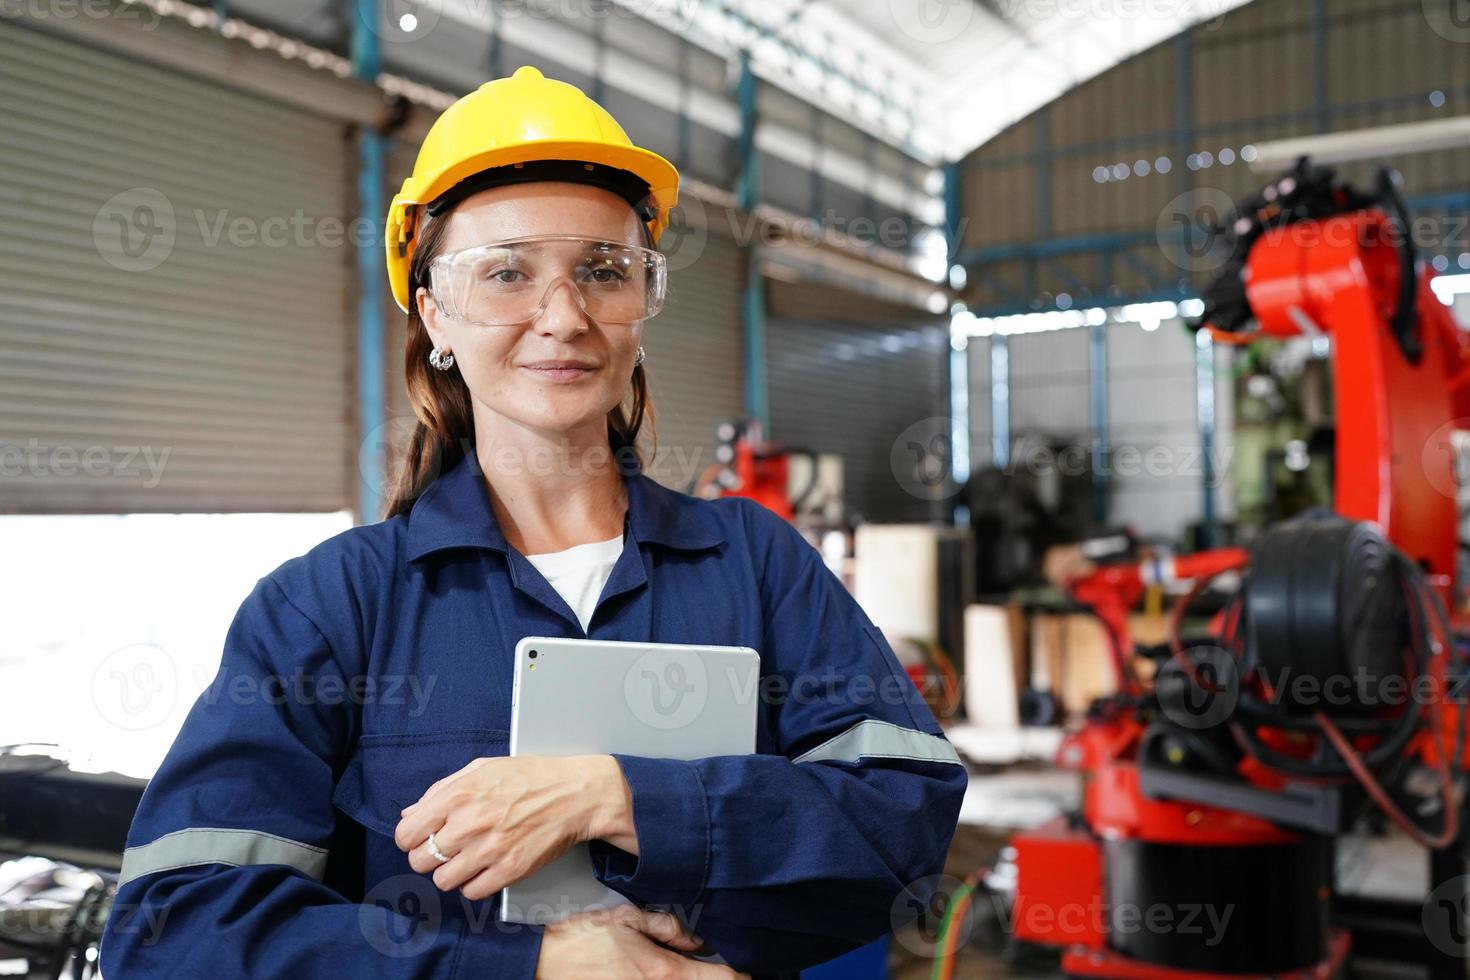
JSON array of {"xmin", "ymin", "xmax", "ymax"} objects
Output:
[{"xmin": 428, "ymin": 236, "xmax": 667, "ymax": 326}]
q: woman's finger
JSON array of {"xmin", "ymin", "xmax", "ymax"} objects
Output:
[
  {"xmin": 393, "ymin": 795, "xmax": 451, "ymax": 851},
  {"xmin": 405, "ymin": 822, "xmax": 457, "ymax": 874},
  {"xmin": 429, "ymin": 845, "xmax": 484, "ymax": 893},
  {"xmin": 456, "ymin": 865, "xmax": 510, "ymax": 902}
]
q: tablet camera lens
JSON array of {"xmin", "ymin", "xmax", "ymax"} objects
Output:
[{"xmin": 529, "ymin": 650, "xmax": 538, "ymax": 659}]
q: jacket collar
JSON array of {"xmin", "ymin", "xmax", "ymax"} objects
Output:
[{"xmin": 405, "ymin": 448, "xmax": 725, "ymax": 563}]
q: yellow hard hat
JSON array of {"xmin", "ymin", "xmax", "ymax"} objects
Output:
[{"xmin": 384, "ymin": 65, "xmax": 680, "ymax": 314}]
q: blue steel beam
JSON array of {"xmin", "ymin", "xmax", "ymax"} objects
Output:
[
  {"xmin": 734, "ymin": 51, "xmax": 768, "ymax": 430},
  {"xmin": 956, "ymin": 83, "xmax": 1470, "ymax": 172},
  {"xmin": 952, "ymin": 191, "xmax": 1470, "ymax": 290},
  {"xmin": 943, "ymin": 160, "xmax": 962, "ymax": 267},
  {"xmin": 715, "ymin": 3, "xmax": 925, "ymax": 159},
  {"xmin": 352, "ymin": 0, "xmax": 386, "ymax": 524},
  {"xmin": 965, "ymin": 287, "xmax": 1198, "ymax": 319}
]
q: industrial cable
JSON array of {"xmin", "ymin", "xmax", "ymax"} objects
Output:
[
  {"xmin": 928, "ymin": 866, "xmax": 989, "ymax": 980},
  {"xmin": 1161, "ymin": 542, "xmax": 1468, "ymax": 840},
  {"xmin": 1309, "ymin": 554, "xmax": 1466, "ymax": 849}
]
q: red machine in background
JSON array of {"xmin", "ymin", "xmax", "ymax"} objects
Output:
[
  {"xmin": 691, "ymin": 418, "xmax": 811, "ymax": 521},
  {"xmin": 965, "ymin": 161, "xmax": 1470, "ymax": 979}
]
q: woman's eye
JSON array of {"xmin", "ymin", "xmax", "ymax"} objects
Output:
[
  {"xmin": 584, "ymin": 266, "xmax": 627, "ymax": 284},
  {"xmin": 483, "ymin": 268, "xmax": 525, "ymax": 285}
]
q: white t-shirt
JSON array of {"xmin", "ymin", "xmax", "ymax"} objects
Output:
[{"xmin": 524, "ymin": 533, "xmax": 625, "ymax": 634}]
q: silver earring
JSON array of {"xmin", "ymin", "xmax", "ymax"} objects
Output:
[
  {"xmin": 634, "ymin": 346, "xmax": 646, "ymax": 367},
  {"xmin": 428, "ymin": 347, "xmax": 455, "ymax": 371}
]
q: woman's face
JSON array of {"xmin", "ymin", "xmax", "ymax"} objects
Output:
[{"xmin": 416, "ymin": 182, "xmax": 647, "ymax": 442}]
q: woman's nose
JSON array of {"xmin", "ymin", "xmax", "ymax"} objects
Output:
[{"xmin": 531, "ymin": 279, "xmax": 591, "ymax": 340}]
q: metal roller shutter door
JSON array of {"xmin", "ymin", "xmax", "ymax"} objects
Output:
[
  {"xmin": 0, "ymin": 20, "xmax": 353, "ymax": 514},
  {"xmin": 640, "ymin": 232, "xmax": 743, "ymax": 491},
  {"xmin": 767, "ymin": 282, "xmax": 949, "ymax": 523}
]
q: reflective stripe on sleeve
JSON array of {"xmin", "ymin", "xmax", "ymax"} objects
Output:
[
  {"xmin": 791, "ymin": 718, "xmax": 963, "ymax": 766},
  {"xmin": 118, "ymin": 827, "xmax": 329, "ymax": 888}
]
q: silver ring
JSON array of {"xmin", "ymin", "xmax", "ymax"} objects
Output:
[{"xmin": 426, "ymin": 831, "xmax": 451, "ymax": 864}]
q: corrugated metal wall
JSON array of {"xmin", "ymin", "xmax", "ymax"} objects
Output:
[
  {"xmin": 959, "ymin": 0, "xmax": 1470, "ymax": 310},
  {"xmin": 640, "ymin": 233, "xmax": 743, "ymax": 491},
  {"xmin": 1008, "ymin": 329, "xmax": 1090, "ymax": 445},
  {"xmin": 1106, "ymin": 321, "xmax": 1234, "ymax": 538},
  {"xmin": 767, "ymin": 280, "xmax": 948, "ymax": 523},
  {"xmin": 966, "ymin": 336, "xmax": 992, "ymax": 472},
  {"xmin": 966, "ymin": 322, "xmax": 1236, "ymax": 538},
  {"xmin": 0, "ymin": 20, "xmax": 354, "ymax": 514}
]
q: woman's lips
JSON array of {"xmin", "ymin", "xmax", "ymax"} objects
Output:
[{"xmin": 522, "ymin": 363, "xmax": 597, "ymax": 383}]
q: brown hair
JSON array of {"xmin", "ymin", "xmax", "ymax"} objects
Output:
[{"xmin": 381, "ymin": 202, "xmax": 657, "ymax": 519}]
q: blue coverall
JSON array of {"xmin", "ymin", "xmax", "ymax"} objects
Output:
[{"xmin": 99, "ymin": 449, "xmax": 968, "ymax": 977}]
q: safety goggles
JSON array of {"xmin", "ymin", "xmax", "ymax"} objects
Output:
[{"xmin": 428, "ymin": 235, "xmax": 667, "ymax": 326}]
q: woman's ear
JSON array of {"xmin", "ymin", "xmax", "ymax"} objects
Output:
[{"xmin": 416, "ymin": 286, "xmax": 450, "ymax": 351}]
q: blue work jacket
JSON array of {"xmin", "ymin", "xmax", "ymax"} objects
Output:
[{"xmin": 99, "ymin": 449, "xmax": 967, "ymax": 978}]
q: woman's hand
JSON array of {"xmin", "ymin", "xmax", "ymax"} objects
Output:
[
  {"xmin": 394, "ymin": 754, "xmax": 637, "ymax": 900},
  {"xmin": 536, "ymin": 906, "xmax": 749, "ymax": 980}
]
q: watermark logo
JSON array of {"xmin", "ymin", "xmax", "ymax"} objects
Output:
[
  {"xmin": 90, "ymin": 643, "xmax": 177, "ymax": 731},
  {"xmin": 355, "ymin": 0, "xmax": 442, "ymax": 43},
  {"xmin": 361, "ymin": 415, "xmax": 430, "ymax": 507},
  {"xmin": 1003, "ymin": 437, "xmax": 1233, "ymax": 488},
  {"xmin": 1423, "ymin": 0, "xmax": 1470, "ymax": 43},
  {"xmin": 1156, "ymin": 187, "xmax": 1235, "ymax": 274},
  {"xmin": 624, "ymin": 647, "xmax": 708, "ymax": 730},
  {"xmin": 0, "ymin": 0, "xmax": 161, "ymax": 27},
  {"xmin": 0, "ymin": 440, "xmax": 171, "ymax": 487},
  {"xmin": 658, "ymin": 195, "xmax": 709, "ymax": 274},
  {"xmin": 891, "ymin": 0, "xmax": 974, "ymax": 44},
  {"xmin": 1421, "ymin": 418, "xmax": 1470, "ymax": 502},
  {"xmin": 361, "ymin": 874, "xmax": 443, "ymax": 957},
  {"xmin": 889, "ymin": 874, "xmax": 971, "ymax": 957},
  {"xmin": 1155, "ymin": 645, "xmax": 1240, "ymax": 729},
  {"xmin": 1424, "ymin": 874, "xmax": 1470, "ymax": 956},
  {"xmin": 891, "ymin": 417, "xmax": 958, "ymax": 501},
  {"xmin": 94, "ymin": 188, "xmax": 175, "ymax": 272}
]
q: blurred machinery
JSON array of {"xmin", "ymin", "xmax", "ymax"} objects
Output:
[
  {"xmin": 0, "ymin": 748, "xmax": 143, "ymax": 978},
  {"xmin": 935, "ymin": 161, "xmax": 1470, "ymax": 979},
  {"xmin": 1230, "ymin": 339, "xmax": 1336, "ymax": 527},
  {"xmin": 691, "ymin": 418, "xmax": 842, "ymax": 526},
  {"xmin": 963, "ymin": 441, "xmax": 1095, "ymax": 597},
  {"xmin": 851, "ymin": 524, "xmax": 974, "ymax": 722}
]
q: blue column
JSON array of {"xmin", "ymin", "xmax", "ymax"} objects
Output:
[
  {"xmin": 735, "ymin": 51, "xmax": 768, "ymax": 429},
  {"xmin": 943, "ymin": 160, "xmax": 962, "ymax": 268},
  {"xmin": 353, "ymin": 0, "xmax": 386, "ymax": 523}
]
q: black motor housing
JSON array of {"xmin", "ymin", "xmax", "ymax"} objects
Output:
[
  {"xmin": 1104, "ymin": 836, "xmax": 1332, "ymax": 973},
  {"xmin": 1246, "ymin": 516, "xmax": 1408, "ymax": 715}
]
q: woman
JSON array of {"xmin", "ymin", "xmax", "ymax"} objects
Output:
[{"xmin": 100, "ymin": 67, "xmax": 966, "ymax": 979}]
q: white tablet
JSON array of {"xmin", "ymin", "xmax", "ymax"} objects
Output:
[{"xmin": 500, "ymin": 636, "xmax": 761, "ymax": 925}]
